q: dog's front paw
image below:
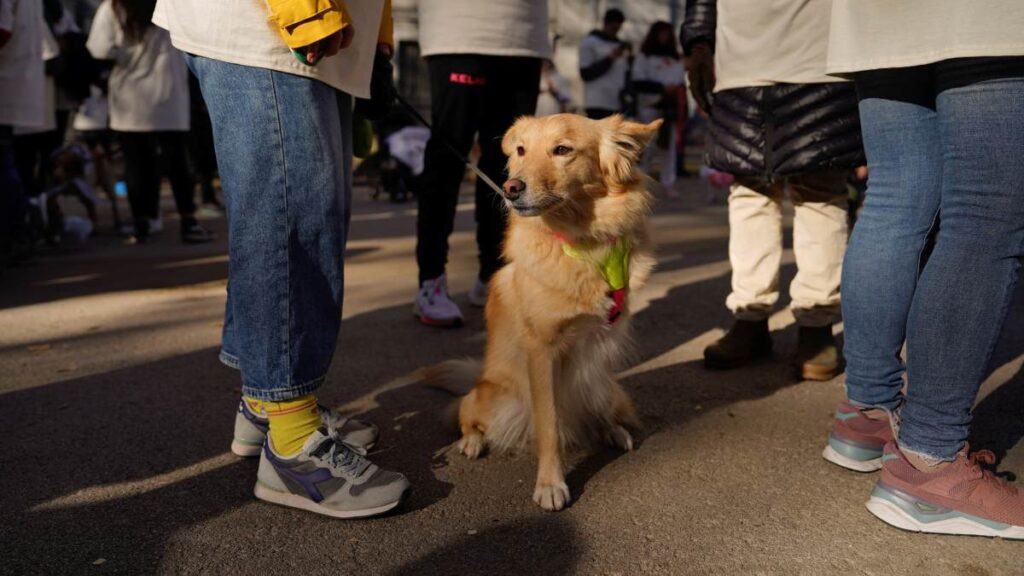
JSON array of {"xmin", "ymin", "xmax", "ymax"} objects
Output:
[
  {"xmin": 532, "ymin": 481, "xmax": 571, "ymax": 511},
  {"xmin": 606, "ymin": 425, "xmax": 634, "ymax": 452},
  {"xmin": 458, "ymin": 433, "xmax": 485, "ymax": 459}
]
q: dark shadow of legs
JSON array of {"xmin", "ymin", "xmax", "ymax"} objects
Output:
[{"xmin": 383, "ymin": 516, "xmax": 580, "ymax": 576}]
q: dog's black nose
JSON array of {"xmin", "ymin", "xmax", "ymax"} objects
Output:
[{"xmin": 503, "ymin": 178, "xmax": 526, "ymax": 201}]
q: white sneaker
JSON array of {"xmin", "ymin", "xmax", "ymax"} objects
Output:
[
  {"xmin": 468, "ymin": 277, "xmax": 488, "ymax": 308},
  {"xmin": 413, "ymin": 274, "xmax": 463, "ymax": 327}
]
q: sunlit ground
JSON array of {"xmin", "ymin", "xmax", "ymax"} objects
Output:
[{"xmin": 1, "ymin": 180, "xmax": 1022, "ymax": 575}]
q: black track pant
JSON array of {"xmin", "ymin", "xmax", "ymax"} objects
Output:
[
  {"xmin": 118, "ymin": 131, "xmax": 195, "ymax": 237},
  {"xmin": 416, "ymin": 55, "xmax": 541, "ymax": 283}
]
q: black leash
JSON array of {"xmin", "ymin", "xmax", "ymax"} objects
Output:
[{"xmin": 393, "ymin": 92, "xmax": 505, "ymax": 196}]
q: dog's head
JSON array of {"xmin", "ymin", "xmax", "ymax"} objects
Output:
[{"xmin": 500, "ymin": 114, "xmax": 661, "ymax": 219}]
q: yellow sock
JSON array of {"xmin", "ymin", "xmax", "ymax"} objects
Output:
[{"xmin": 250, "ymin": 394, "xmax": 320, "ymax": 456}]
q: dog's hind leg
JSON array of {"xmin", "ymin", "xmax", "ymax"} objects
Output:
[{"xmin": 457, "ymin": 379, "xmax": 499, "ymax": 459}]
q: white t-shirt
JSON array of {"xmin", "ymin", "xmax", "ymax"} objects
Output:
[
  {"xmin": 827, "ymin": 0, "xmax": 1024, "ymax": 74},
  {"xmin": 418, "ymin": 0, "xmax": 550, "ymax": 59},
  {"xmin": 87, "ymin": 0, "xmax": 189, "ymax": 132},
  {"xmin": 152, "ymin": 0, "xmax": 384, "ymax": 98},
  {"xmin": 714, "ymin": 0, "xmax": 838, "ymax": 92},
  {"xmin": 579, "ymin": 32, "xmax": 628, "ymax": 111},
  {"xmin": 0, "ymin": 0, "xmax": 47, "ymax": 128},
  {"xmin": 632, "ymin": 54, "xmax": 685, "ymax": 111},
  {"xmin": 73, "ymin": 86, "xmax": 110, "ymax": 132}
]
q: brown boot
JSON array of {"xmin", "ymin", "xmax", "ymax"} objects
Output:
[
  {"xmin": 796, "ymin": 325, "xmax": 843, "ymax": 381},
  {"xmin": 704, "ymin": 319, "xmax": 773, "ymax": 370}
]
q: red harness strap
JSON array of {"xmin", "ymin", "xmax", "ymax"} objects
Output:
[
  {"xmin": 551, "ymin": 230, "xmax": 628, "ymax": 325},
  {"xmin": 608, "ymin": 288, "xmax": 626, "ymax": 324}
]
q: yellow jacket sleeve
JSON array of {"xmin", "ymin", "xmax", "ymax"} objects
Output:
[
  {"xmin": 266, "ymin": 0, "xmax": 351, "ymax": 50},
  {"xmin": 377, "ymin": 0, "xmax": 394, "ymax": 48}
]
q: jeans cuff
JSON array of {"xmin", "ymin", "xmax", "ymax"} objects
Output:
[
  {"xmin": 845, "ymin": 390, "xmax": 904, "ymax": 413},
  {"xmin": 219, "ymin": 349, "xmax": 241, "ymax": 370},
  {"xmin": 791, "ymin": 307, "xmax": 841, "ymax": 327},
  {"xmin": 240, "ymin": 375, "xmax": 325, "ymax": 402},
  {"xmin": 896, "ymin": 435, "xmax": 961, "ymax": 463}
]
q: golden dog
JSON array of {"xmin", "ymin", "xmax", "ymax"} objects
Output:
[{"xmin": 429, "ymin": 113, "xmax": 660, "ymax": 511}]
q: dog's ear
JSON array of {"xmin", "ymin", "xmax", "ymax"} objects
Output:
[
  {"xmin": 502, "ymin": 117, "xmax": 526, "ymax": 158},
  {"xmin": 599, "ymin": 116, "xmax": 662, "ymax": 186}
]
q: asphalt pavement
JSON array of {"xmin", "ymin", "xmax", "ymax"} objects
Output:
[{"xmin": 2, "ymin": 180, "xmax": 1022, "ymax": 575}]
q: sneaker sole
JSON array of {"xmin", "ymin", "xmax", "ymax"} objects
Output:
[
  {"xmin": 866, "ymin": 486, "xmax": 1024, "ymax": 539},
  {"xmin": 821, "ymin": 445, "xmax": 881, "ymax": 473},
  {"xmin": 254, "ymin": 481, "xmax": 405, "ymax": 519},
  {"xmin": 412, "ymin": 305, "xmax": 463, "ymax": 328},
  {"xmin": 800, "ymin": 362, "xmax": 843, "ymax": 382}
]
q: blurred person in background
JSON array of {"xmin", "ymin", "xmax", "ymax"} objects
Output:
[
  {"xmin": 86, "ymin": 0, "xmax": 211, "ymax": 244},
  {"xmin": 579, "ymin": 8, "xmax": 628, "ymax": 120},
  {"xmin": 154, "ymin": 0, "xmax": 411, "ymax": 518},
  {"xmin": 12, "ymin": 0, "xmax": 62, "ymax": 200},
  {"xmin": 0, "ymin": 0, "xmax": 47, "ymax": 266},
  {"xmin": 536, "ymin": 59, "xmax": 572, "ymax": 116},
  {"xmin": 412, "ymin": 0, "xmax": 548, "ymax": 327},
  {"xmin": 633, "ymin": 20, "xmax": 686, "ymax": 194},
  {"xmin": 821, "ymin": 0, "xmax": 1024, "ymax": 537},
  {"xmin": 682, "ymin": 0, "xmax": 864, "ymax": 381}
]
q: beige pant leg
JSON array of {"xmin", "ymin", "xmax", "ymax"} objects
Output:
[
  {"xmin": 725, "ymin": 178, "xmax": 785, "ymax": 321},
  {"xmin": 787, "ymin": 170, "xmax": 849, "ymax": 327}
]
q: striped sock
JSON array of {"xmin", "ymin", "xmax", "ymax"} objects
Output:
[{"xmin": 254, "ymin": 394, "xmax": 321, "ymax": 456}]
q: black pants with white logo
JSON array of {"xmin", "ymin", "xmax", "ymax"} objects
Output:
[{"xmin": 416, "ymin": 54, "xmax": 541, "ymax": 284}]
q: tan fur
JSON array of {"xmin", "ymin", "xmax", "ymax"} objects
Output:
[{"xmin": 430, "ymin": 114, "xmax": 660, "ymax": 511}]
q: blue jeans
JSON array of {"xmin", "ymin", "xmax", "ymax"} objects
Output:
[
  {"xmin": 843, "ymin": 78, "xmax": 1024, "ymax": 460},
  {"xmin": 185, "ymin": 55, "xmax": 352, "ymax": 401}
]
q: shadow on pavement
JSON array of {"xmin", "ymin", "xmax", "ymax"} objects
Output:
[
  {"xmin": 2, "ymin": 197, "xmax": 1023, "ymax": 574},
  {"xmin": 383, "ymin": 516, "xmax": 581, "ymax": 576},
  {"xmin": 971, "ymin": 283, "xmax": 1024, "ymax": 465},
  {"xmin": 0, "ymin": 346, "xmax": 249, "ymax": 574}
]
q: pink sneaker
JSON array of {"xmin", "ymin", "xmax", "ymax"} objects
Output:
[
  {"xmin": 822, "ymin": 402, "xmax": 895, "ymax": 472},
  {"xmin": 866, "ymin": 442, "xmax": 1024, "ymax": 539}
]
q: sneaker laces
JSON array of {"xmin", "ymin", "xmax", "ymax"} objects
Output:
[
  {"xmin": 422, "ymin": 276, "xmax": 448, "ymax": 306},
  {"xmin": 317, "ymin": 405, "xmax": 351, "ymax": 430},
  {"xmin": 312, "ymin": 436, "xmax": 371, "ymax": 479},
  {"xmin": 952, "ymin": 446, "xmax": 1020, "ymax": 501}
]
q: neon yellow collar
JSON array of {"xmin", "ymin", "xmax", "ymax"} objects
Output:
[{"xmin": 554, "ymin": 233, "xmax": 632, "ymax": 291}]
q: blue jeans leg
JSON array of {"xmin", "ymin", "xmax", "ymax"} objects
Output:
[
  {"xmin": 842, "ymin": 98, "xmax": 941, "ymax": 411},
  {"xmin": 900, "ymin": 78, "xmax": 1024, "ymax": 459},
  {"xmin": 186, "ymin": 55, "xmax": 352, "ymax": 401}
]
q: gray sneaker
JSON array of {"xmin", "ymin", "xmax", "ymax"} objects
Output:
[
  {"xmin": 232, "ymin": 399, "xmax": 379, "ymax": 457},
  {"xmin": 255, "ymin": 428, "xmax": 410, "ymax": 518}
]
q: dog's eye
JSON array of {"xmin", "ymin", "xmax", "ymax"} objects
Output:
[
  {"xmin": 516, "ymin": 146, "xmax": 525, "ymax": 157},
  {"xmin": 553, "ymin": 145, "xmax": 572, "ymax": 156}
]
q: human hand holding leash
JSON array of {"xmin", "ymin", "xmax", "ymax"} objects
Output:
[{"xmin": 295, "ymin": 24, "xmax": 354, "ymax": 66}]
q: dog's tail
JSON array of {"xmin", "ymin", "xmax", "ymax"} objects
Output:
[
  {"xmin": 421, "ymin": 359, "xmax": 531, "ymax": 452},
  {"xmin": 421, "ymin": 358, "xmax": 482, "ymax": 397},
  {"xmin": 420, "ymin": 359, "xmax": 482, "ymax": 432}
]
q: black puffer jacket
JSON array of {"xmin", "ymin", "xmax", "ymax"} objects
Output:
[{"xmin": 681, "ymin": 0, "xmax": 864, "ymax": 180}]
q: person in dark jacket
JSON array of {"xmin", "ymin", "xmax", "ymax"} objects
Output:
[{"xmin": 681, "ymin": 0, "xmax": 864, "ymax": 380}]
